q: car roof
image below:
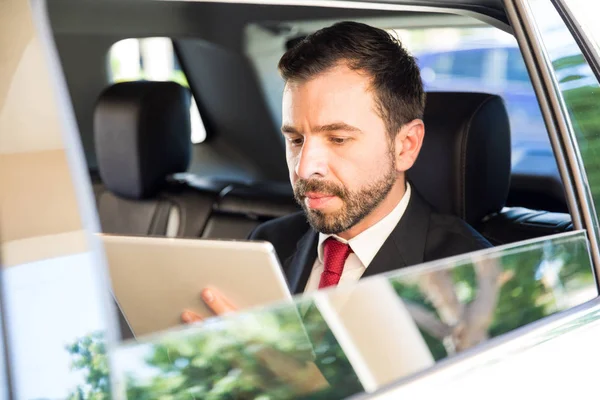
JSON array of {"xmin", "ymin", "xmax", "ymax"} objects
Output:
[{"xmin": 269, "ymin": 0, "xmax": 507, "ymax": 25}]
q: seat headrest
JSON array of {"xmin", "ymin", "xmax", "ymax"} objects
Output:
[
  {"xmin": 407, "ymin": 92, "xmax": 511, "ymax": 225},
  {"xmin": 94, "ymin": 81, "xmax": 192, "ymax": 199}
]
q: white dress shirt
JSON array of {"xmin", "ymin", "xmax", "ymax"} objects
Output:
[{"xmin": 304, "ymin": 183, "xmax": 412, "ymax": 293}]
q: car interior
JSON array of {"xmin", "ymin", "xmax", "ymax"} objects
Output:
[
  {"xmin": 47, "ymin": 0, "xmax": 574, "ymax": 247},
  {"xmin": 47, "ymin": 0, "xmax": 574, "ymax": 300}
]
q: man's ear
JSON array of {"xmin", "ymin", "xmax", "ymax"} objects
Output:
[{"xmin": 393, "ymin": 119, "xmax": 424, "ymax": 173}]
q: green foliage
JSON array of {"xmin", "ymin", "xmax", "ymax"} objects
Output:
[
  {"xmin": 390, "ymin": 235, "xmax": 594, "ymax": 360},
  {"xmin": 66, "ymin": 331, "xmax": 111, "ymax": 400},
  {"xmin": 488, "ymin": 249, "xmax": 547, "ymax": 337},
  {"xmin": 552, "ymin": 51, "xmax": 600, "ymax": 207},
  {"xmin": 68, "ymin": 236, "xmax": 594, "ymax": 399},
  {"xmin": 123, "ymin": 303, "xmax": 362, "ymax": 399}
]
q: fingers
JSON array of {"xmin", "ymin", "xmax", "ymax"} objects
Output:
[
  {"xmin": 202, "ymin": 287, "xmax": 237, "ymax": 315},
  {"xmin": 181, "ymin": 309, "xmax": 203, "ymax": 324},
  {"xmin": 181, "ymin": 288, "xmax": 238, "ymax": 325}
]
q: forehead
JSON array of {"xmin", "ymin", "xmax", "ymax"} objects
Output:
[{"xmin": 282, "ymin": 65, "xmax": 376, "ymax": 122}]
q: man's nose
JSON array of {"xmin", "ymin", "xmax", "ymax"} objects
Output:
[{"xmin": 295, "ymin": 138, "xmax": 328, "ymax": 179}]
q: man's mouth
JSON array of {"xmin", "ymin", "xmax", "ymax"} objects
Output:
[{"xmin": 304, "ymin": 192, "xmax": 336, "ymax": 210}]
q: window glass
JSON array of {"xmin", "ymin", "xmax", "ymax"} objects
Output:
[
  {"xmin": 563, "ymin": 1, "xmax": 600, "ymax": 55},
  {"xmin": 108, "ymin": 38, "xmax": 207, "ymax": 144},
  {"xmin": 506, "ymin": 48, "xmax": 531, "ymax": 83},
  {"xmin": 526, "ymin": 0, "xmax": 600, "ymax": 229},
  {"xmin": 245, "ymin": 21, "xmax": 556, "ymax": 184},
  {"xmin": 391, "ymin": 26, "xmax": 552, "ymax": 154},
  {"xmin": 111, "ymin": 232, "xmax": 596, "ymax": 398},
  {"xmin": 2, "ymin": 254, "xmax": 113, "ymax": 399},
  {"xmin": 449, "ymin": 49, "xmax": 485, "ymax": 79},
  {"xmin": 0, "ymin": 288, "xmax": 8, "ymax": 400}
]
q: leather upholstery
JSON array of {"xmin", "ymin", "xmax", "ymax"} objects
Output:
[
  {"xmin": 216, "ymin": 182, "xmax": 299, "ymax": 219},
  {"xmin": 94, "ymin": 81, "xmax": 192, "ymax": 199},
  {"xmin": 408, "ymin": 92, "xmax": 511, "ymax": 225},
  {"xmin": 480, "ymin": 207, "xmax": 572, "ymax": 245}
]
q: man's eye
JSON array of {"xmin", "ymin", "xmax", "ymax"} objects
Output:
[
  {"xmin": 330, "ymin": 137, "xmax": 348, "ymax": 145},
  {"xmin": 288, "ymin": 137, "xmax": 304, "ymax": 146}
]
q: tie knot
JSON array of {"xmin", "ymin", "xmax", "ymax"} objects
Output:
[{"xmin": 322, "ymin": 237, "xmax": 352, "ymax": 276}]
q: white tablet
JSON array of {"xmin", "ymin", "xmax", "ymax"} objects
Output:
[{"xmin": 99, "ymin": 234, "xmax": 292, "ymax": 337}]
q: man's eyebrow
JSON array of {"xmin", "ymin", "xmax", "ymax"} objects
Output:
[
  {"xmin": 281, "ymin": 125, "xmax": 299, "ymax": 134},
  {"xmin": 314, "ymin": 122, "xmax": 362, "ymax": 134},
  {"xmin": 281, "ymin": 123, "xmax": 363, "ymax": 135}
]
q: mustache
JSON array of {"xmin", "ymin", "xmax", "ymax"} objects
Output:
[{"xmin": 294, "ymin": 179, "xmax": 346, "ymax": 199}]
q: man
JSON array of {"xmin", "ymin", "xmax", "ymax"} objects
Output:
[
  {"xmin": 249, "ymin": 21, "xmax": 490, "ymax": 295},
  {"xmin": 182, "ymin": 21, "xmax": 490, "ymax": 322}
]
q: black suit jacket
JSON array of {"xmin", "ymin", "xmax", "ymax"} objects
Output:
[{"xmin": 250, "ymin": 189, "xmax": 491, "ymax": 294}]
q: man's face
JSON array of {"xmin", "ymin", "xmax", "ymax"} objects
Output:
[{"xmin": 282, "ymin": 64, "xmax": 399, "ymax": 234}]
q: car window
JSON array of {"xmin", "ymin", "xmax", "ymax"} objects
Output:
[
  {"xmin": 393, "ymin": 26, "xmax": 554, "ymax": 161},
  {"xmin": 108, "ymin": 38, "xmax": 207, "ymax": 144},
  {"xmin": 110, "ymin": 231, "xmax": 596, "ymax": 399},
  {"xmin": 245, "ymin": 21, "xmax": 558, "ymax": 201},
  {"xmin": 525, "ymin": 1, "xmax": 600, "ymax": 232},
  {"xmin": 506, "ymin": 48, "xmax": 531, "ymax": 83},
  {"xmin": 449, "ymin": 49, "xmax": 486, "ymax": 79}
]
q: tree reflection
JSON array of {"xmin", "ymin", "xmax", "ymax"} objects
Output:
[
  {"xmin": 392, "ymin": 236, "xmax": 594, "ymax": 359},
  {"xmin": 69, "ymin": 234, "xmax": 595, "ymax": 399}
]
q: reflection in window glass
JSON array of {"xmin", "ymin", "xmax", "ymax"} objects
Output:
[
  {"xmin": 391, "ymin": 231, "xmax": 595, "ymax": 360},
  {"xmin": 111, "ymin": 231, "xmax": 595, "ymax": 399},
  {"xmin": 563, "ymin": 1, "xmax": 600, "ymax": 55},
  {"xmin": 3, "ymin": 254, "xmax": 113, "ymax": 399},
  {"xmin": 114, "ymin": 299, "xmax": 363, "ymax": 399},
  {"xmin": 108, "ymin": 38, "xmax": 207, "ymax": 144},
  {"xmin": 526, "ymin": 1, "xmax": 600, "ymax": 226}
]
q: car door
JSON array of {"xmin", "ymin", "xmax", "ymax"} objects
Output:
[
  {"xmin": 109, "ymin": 230, "xmax": 598, "ymax": 399},
  {"xmin": 0, "ymin": 1, "xmax": 120, "ymax": 398},
  {"xmin": 104, "ymin": 0, "xmax": 600, "ymax": 398},
  {"xmin": 358, "ymin": 0, "xmax": 600, "ymax": 396},
  {"xmin": 2, "ymin": 0, "xmax": 599, "ymax": 399}
]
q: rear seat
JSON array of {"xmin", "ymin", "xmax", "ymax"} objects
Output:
[
  {"xmin": 92, "ymin": 81, "xmax": 298, "ymax": 240},
  {"xmin": 203, "ymin": 180, "xmax": 299, "ymax": 238}
]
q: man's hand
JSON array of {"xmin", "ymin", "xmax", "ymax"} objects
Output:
[
  {"xmin": 180, "ymin": 287, "xmax": 329, "ymax": 395},
  {"xmin": 180, "ymin": 287, "xmax": 237, "ymax": 323}
]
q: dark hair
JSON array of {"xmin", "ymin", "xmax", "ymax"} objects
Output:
[{"xmin": 279, "ymin": 21, "xmax": 425, "ymax": 138}]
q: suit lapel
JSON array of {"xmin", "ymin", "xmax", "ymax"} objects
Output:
[
  {"xmin": 362, "ymin": 189, "xmax": 431, "ymax": 278},
  {"xmin": 283, "ymin": 228, "xmax": 318, "ymax": 294}
]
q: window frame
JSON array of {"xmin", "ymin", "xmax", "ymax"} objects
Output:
[{"xmin": 504, "ymin": 0, "xmax": 600, "ymax": 283}]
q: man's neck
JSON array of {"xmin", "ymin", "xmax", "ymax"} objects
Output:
[{"xmin": 337, "ymin": 179, "xmax": 407, "ymax": 240}]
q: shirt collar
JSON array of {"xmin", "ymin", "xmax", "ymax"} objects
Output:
[{"xmin": 317, "ymin": 183, "xmax": 412, "ymax": 268}]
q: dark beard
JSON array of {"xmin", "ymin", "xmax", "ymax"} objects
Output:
[{"xmin": 294, "ymin": 161, "xmax": 397, "ymax": 234}]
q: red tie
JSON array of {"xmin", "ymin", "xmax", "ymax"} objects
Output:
[{"xmin": 319, "ymin": 237, "xmax": 353, "ymax": 289}]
